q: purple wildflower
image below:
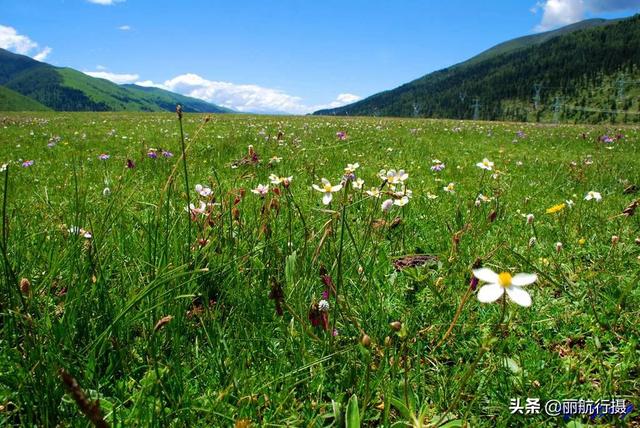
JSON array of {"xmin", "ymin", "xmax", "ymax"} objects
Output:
[
  {"xmin": 98, "ymin": 153, "xmax": 110, "ymax": 161},
  {"xmin": 162, "ymin": 150, "xmax": 173, "ymax": 158},
  {"xmin": 147, "ymin": 150, "xmax": 158, "ymax": 159},
  {"xmin": 336, "ymin": 131, "xmax": 347, "ymax": 140},
  {"xmin": 600, "ymin": 135, "xmax": 614, "ymax": 144},
  {"xmin": 22, "ymin": 160, "xmax": 34, "ymax": 168},
  {"xmin": 126, "ymin": 159, "xmax": 136, "ymax": 169}
]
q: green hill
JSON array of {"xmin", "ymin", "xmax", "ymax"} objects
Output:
[
  {"xmin": 0, "ymin": 48, "xmax": 230, "ymax": 113},
  {"xmin": 314, "ymin": 15, "xmax": 640, "ymax": 124},
  {"xmin": 0, "ymin": 85, "xmax": 50, "ymax": 111},
  {"xmin": 122, "ymin": 84, "xmax": 235, "ymax": 113}
]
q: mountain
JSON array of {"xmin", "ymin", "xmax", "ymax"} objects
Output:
[
  {"xmin": 314, "ymin": 15, "xmax": 640, "ymax": 123},
  {"xmin": 0, "ymin": 85, "xmax": 50, "ymax": 111},
  {"xmin": 122, "ymin": 84, "xmax": 234, "ymax": 113},
  {"xmin": 0, "ymin": 48, "xmax": 230, "ymax": 113}
]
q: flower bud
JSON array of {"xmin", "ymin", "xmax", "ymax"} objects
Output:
[
  {"xmin": 611, "ymin": 235, "xmax": 619, "ymax": 246},
  {"xmin": 526, "ymin": 214, "xmax": 534, "ymax": 224},
  {"xmin": 389, "ymin": 321, "xmax": 402, "ymax": 331},
  {"xmin": 361, "ymin": 334, "xmax": 371, "ymax": 347},
  {"xmin": 555, "ymin": 242, "xmax": 563, "ymax": 253},
  {"xmin": 20, "ymin": 277, "xmax": 30, "ymax": 294}
]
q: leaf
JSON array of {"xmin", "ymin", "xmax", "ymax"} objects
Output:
[
  {"xmin": 285, "ymin": 251, "xmax": 297, "ymax": 289},
  {"xmin": 389, "ymin": 396, "xmax": 412, "ymax": 420},
  {"xmin": 429, "ymin": 413, "xmax": 462, "ymax": 427},
  {"xmin": 503, "ymin": 357, "xmax": 521, "ymax": 374},
  {"xmin": 345, "ymin": 394, "xmax": 360, "ymax": 428}
]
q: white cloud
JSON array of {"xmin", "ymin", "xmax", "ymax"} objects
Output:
[
  {"xmin": 117, "ymin": 25, "xmax": 131, "ymax": 31},
  {"xmin": 84, "ymin": 70, "xmax": 140, "ymax": 84},
  {"xmin": 0, "ymin": 24, "xmax": 52, "ymax": 61},
  {"xmin": 87, "ymin": 0, "xmax": 124, "ymax": 5},
  {"xmin": 33, "ymin": 46, "xmax": 52, "ymax": 61},
  {"xmin": 533, "ymin": 0, "xmax": 639, "ymax": 31},
  {"xmin": 136, "ymin": 73, "xmax": 360, "ymax": 114},
  {"xmin": 313, "ymin": 93, "xmax": 362, "ymax": 111}
]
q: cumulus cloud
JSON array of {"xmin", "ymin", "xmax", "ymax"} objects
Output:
[
  {"xmin": 87, "ymin": 0, "xmax": 124, "ymax": 5},
  {"xmin": 117, "ymin": 25, "xmax": 131, "ymax": 31},
  {"xmin": 533, "ymin": 0, "xmax": 639, "ymax": 31},
  {"xmin": 84, "ymin": 70, "xmax": 140, "ymax": 84},
  {"xmin": 313, "ymin": 93, "xmax": 362, "ymax": 111},
  {"xmin": 136, "ymin": 73, "xmax": 360, "ymax": 114},
  {"xmin": 0, "ymin": 24, "xmax": 52, "ymax": 61},
  {"xmin": 33, "ymin": 46, "xmax": 52, "ymax": 61}
]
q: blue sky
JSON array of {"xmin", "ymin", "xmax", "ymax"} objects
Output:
[{"xmin": 1, "ymin": 0, "xmax": 639, "ymax": 113}]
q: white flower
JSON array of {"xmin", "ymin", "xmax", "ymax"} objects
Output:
[
  {"xmin": 476, "ymin": 158, "xmax": 494, "ymax": 171},
  {"xmin": 352, "ymin": 178, "xmax": 365, "ymax": 190},
  {"xmin": 269, "ymin": 174, "xmax": 293, "ymax": 186},
  {"xmin": 475, "ymin": 193, "xmax": 493, "ymax": 205},
  {"xmin": 318, "ymin": 299, "xmax": 330, "ymax": 311},
  {"xmin": 366, "ymin": 187, "xmax": 381, "ymax": 198},
  {"xmin": 195, "ymin": 184, "xmax": 212, "ymax": 197},
  {"xmin": 380, "ymin": 169, "xmax": 408, "ymax": 184},
  {"xmin": 68, "ymin": 226, "xmax": 92, "ymax": 239},
  {"xmin": 426, "ymin": 192, "xmax": 438, "ymax": 200},
  {"xmin": 528, "ymin": 237, "xmax": 537, "ymax": 247},
  {"xmin": 0, "ymin": 164, "xmax": 7, "ymax": 172},
  {"xmin": 584, "ymin": 191, "xmax": 602, "ymax": 202},
  {"xmin": 251, "ymin": 184, "xmax": 270, "ymax": 197},
  {"xmin": 103, "ymin": 187, "xmax": 111, "ymax": 197},
  {"xmin": 566, "ymin": 199, "xmax": 575, "ymax": 208},
  {"xmin": 312, "ymin": 178, "xmax": 342, "ymax": 205},
  {"xmin": 185, "ymin": 201, "xmax": 207, "ymax": 216},
  {"xmin": 473, "ymin": 268, "xmax": 536, "ymax": 307},
  {"xmin": 381, "ymin": 198, "xmax": 394, "ymax": 212},
  {"xmin": 394, "ymin": 196, "xmax": 409, "ymax": 207},
  {"xmin": 269, "ymin": 156, "xmax": 282, "ymax": 163},
  {"xmin": 555, "ymin": 242, "xmax": 563, "ymax": 252},
  {"xmin": 344, "ymin": 163, "xmax": 360, "ymax": 174},
  {"xmin": 443, "ymin": 182, "xmax": 456, "ymax": 194}
]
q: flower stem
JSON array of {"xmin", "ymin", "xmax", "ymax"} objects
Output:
[{"xmin": 177, "ymin": 105, "xmax": 192, "ymax": 261}]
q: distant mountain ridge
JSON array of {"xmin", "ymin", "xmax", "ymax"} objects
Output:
[
  {"xmin": 314, "ymin": 15, "xmax": 640, "ymax": 123},
  {"xmin": 0, "ymin": 48, "xmax": 231, "ymax": 113}
]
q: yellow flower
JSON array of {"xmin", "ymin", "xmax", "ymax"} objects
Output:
[
  {"xmin": 578, "ymin": 238, "xmax": 586, "ymax": 245},
  {"xmin": 546, "ymin": 203, "xmax": 566, "ymax": 214}
]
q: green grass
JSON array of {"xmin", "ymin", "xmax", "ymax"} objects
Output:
[{"xmin": 0, "ymin": 112, "xmax": 638, "ymax": 427}]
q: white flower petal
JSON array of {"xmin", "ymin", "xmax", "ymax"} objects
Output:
[
  {"xmin": 511, "ymin": 273, "xmax": 537, "ymax": 287},
  {"xmin": 473, "ymin": 268, "xmax": 499, "ymax": 284},
  {"xmin": 505, "ymin": 286, "xmax": 532, "ymax": 307},
  {"xmin": 322, "ymin": 192, "xmax": 333, "ymax": 205},
  {"xmin": 312, "ymin": 184, "xmax": 323, "ymax": 192},
  {"xmin": 331, "ymin": 184, "xmax": 343, "ymax": 192},
  {"xmin": 477, "ymin": 283, "xmax": 504, "ymax": 303}
]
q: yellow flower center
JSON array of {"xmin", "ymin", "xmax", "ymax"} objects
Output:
[
  {"xmin": 324, "ymin": 184, "xmax": 333, "ymax": 192},
  {"xmin": 498, "ymin": 272, "xmax": 512, "ymax": 287}
]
